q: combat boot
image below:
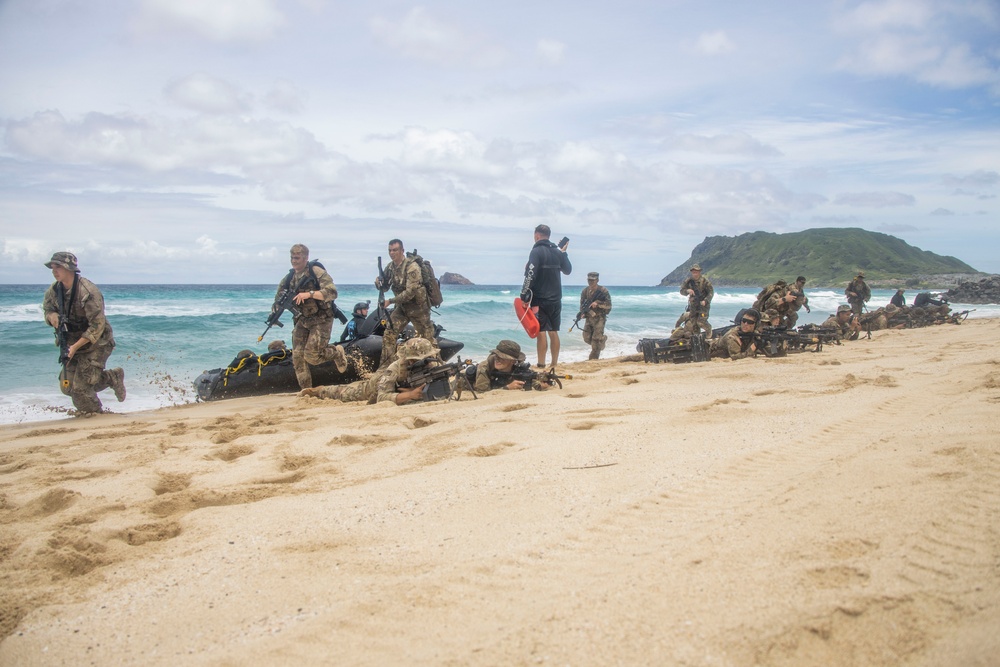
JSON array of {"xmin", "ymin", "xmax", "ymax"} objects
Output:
[
  {"xmin": 332, "ymin": 345, "xmax": 349, "ymax": 373},
  {"xmin": 109, "ymin": 367, "xmax": 126, "ymax": 402}
]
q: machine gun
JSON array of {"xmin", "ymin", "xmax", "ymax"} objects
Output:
[
  {"xmin": 752, "ymin": 326, "xmax": 800, "ymax": 357},
  {"xmin": 401, "ymin": 357, "xmax": 476, "ymax": 401},
  {"xmin": 258, "ymin": 261, "xmax": 347, "ymax": 343},
  {"xmin": 796, "ymin": 324, "xmax": 842, "ymax": 349},
  {"xmin": 492, "ymin": 361, "xmax": 572, "ymax": 389}
]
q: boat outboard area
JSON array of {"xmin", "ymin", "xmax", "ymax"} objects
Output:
[{"xmin": 194, "ymin": 309, "xmax": 464, "ymax": 401}]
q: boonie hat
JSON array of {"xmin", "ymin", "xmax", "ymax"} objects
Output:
[
  {"xmin": 399, "ymin": 337, "xmax": 439, "ymax": 361},
  {"xmin": 492, "ymin": 339, "xmax": 525, "ymax": 362},
  {"xmin": 690, "ymin": 263, "xmax": 702, "ymax": 271},
  {"xmin": 856, "ymin": 271, "xmax": 865, "ymax": 277},
  {"xmin": 45, "ymin": 251, "xmax": 79, "ymax": 273},
  {"xmin": 837, "ymin": 305, "xmax": 853, "ymax": 314},
  {"xmin": 587, "ymin": 272, "xmax": 599, "ymax": 280},
  {"xmin": 763, "ymin": 308, "xmax": 779, "ymax": 320}
]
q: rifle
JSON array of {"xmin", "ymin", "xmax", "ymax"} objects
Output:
[
  {"xmin": 569, "ymin": 289, "xmax": 600, "ymax": 332},
  {"xmin": 400, "ymin": 357, "xmax": 476, "ymax": 401},
  {"xmin": 53, "ymin": 277, "xmax": 77, "ymax": 389},
  {"xmin": 258, "ymin": 261, "xmax": 345, "ymax": 342},
  {"xmin": 375, "ymin": 256, "xmax": 391, "ymax": 327},
  {"xmin": 752, "ymin": 326, "xmax": 798, "ymax": 357},
  {"xmin": 491, "ymin": 361, "xmax": 572, "ymax": 390}
]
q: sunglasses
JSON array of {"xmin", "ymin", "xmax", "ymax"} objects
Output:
[{"xmin": 741, "ymin": 318, "xmax": 757, "ymax": 324}]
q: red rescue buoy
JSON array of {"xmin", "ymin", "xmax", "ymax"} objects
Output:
[{"xmin": 514, "ymin": 298, "xmax": 540, "ymax": 338}]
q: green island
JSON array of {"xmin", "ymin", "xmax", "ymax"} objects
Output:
[{"xmin": 659, "ymin": 228, "xmax": 981, "ymax": 288}]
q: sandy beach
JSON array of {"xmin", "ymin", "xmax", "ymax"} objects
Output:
[{"xmin": 2, "ymin": 318, "xmax": 999, "ymax": 666}]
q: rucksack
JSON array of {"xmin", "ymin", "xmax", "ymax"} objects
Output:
[
  {"xmin": 407, "ymin": 249, "xmax": 443, "ymax": 308},
  {"xmin": 752, "ymin": 280, "xmax": 786, "ymax": 311}
]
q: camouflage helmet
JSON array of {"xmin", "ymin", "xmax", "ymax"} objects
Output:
[
  {"xmin": 267, "ymin": 339, "xmax": 287, "ymax": 351},
  {"xmin": 45, "ymin": 251, "xmax": 79, "ymax": 273},
  {"xmin": 399, "ymin": 337, "xmax": 439, "ymax": 361},
  {"xmin": 837, "ymin": 305, "xmax": 853, "ymax": 314},
  {"xmin": 763, "ymin": 308, "xmax": 780, "ymax": 321}
]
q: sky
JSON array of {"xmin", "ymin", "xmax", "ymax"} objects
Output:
[{"xmin": 1, "ymin": 0, "xmax": 998, "ymax": 285}]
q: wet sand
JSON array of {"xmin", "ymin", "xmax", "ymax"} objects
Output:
[{"xmin": 2, "ymin": 318, "xmax": 999, "ymax": 666}]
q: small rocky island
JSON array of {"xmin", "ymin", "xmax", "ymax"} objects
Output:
[
  {"xmin": 945, "ymin": 275, "xmax": 1000, "ymax": 304},
  {"xmin": 440, "ymin": 272, "xmax": 473, "ymax": 285}
]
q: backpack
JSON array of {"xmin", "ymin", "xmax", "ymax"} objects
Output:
[
  {"xmin": 752, "ymin": 280, "xmax": 786, "ymax": 311},
  {"xmin": 407, "ymin": 249, "xmax": 443, "ymax": 308}
]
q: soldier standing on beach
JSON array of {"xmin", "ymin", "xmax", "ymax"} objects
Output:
[
  {"xmin": 277, "ymin": 244, "xmax": 348, "ymax": 390},
  {"xmin": 845, "ymin": 271, "xmax": 871, "ymax": 316},
  {"xmin": 376, "ymin": 238, "xmax": 436, "ymax": 367},
  {"xmin": 578, "ymin": 272, "xmax": 612, "ymax": 360},
  {"xmin": 680, "ymin": 264, "xmax": 714, "ymax": 338},
  {"xmin": 42, "ymin": 252, "xmax": 126, "ymax": 414}
]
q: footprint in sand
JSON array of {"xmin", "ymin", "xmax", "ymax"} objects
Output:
[
  {"xmin": 22, "ymin": 488, "xmax": 80, "ymax": 517},
  {"xmin": 119, "ymin": 520, "xmax": 182, "ymax": 546},
  {"xmin": 468, "ymin": 442, "xmax": 515, "ymax": 457},
  {"xmin": 151, "ymin": 472, "xmax": 192, "ymax": 495},
  {"xmin": 208, "ymin": 444, "xmax": 256, "ymax": 462}
]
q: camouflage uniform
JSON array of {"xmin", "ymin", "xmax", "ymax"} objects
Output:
[
  {"xmin": 785, "ymin": 281, "xmax": 809, "ymax": 329},
  {"xmin": 304, "ymin": 338, "xmax": 437, "ymax": 405},
  {"xmin": 822, "ymin": 306, "xmax": 859, "ymax": 340},
  {"xmin": 845, "ymin": 274, "xmax": 871, "ymax": 316},
  {"xmin": 579, "ymin": 276, "xmax": 612, "ymax": 360},
  {"xmin": 42, "ymin": 253, "xmax": 125, "ymax": 413},
  {"xmin": 277, "ymin": 263, "xmax": 347, "ymax": 389},
  {"xmin": 381, "ymin": 256, "xmax": 435, "ymax": 366},
  {"xmin": 709, "ymin": 325, "xmax": 755, "ymax": 360},
  {"xmin": 470, "ymin": 340, "xmax": 546, "ymax": 391},
  {"xmin": 680, "ymin": 270, "xmax": 714, "ymax": 338},
  {"xmin": 861, "ymin": 307, "xmax": 889, "ymax": 331}
]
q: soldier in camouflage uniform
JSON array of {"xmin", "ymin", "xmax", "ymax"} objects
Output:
[
  {"xmin": 300, "ymin": 337, "xmax": 439, "ymax": 405},
  {"xmin": 376, "ymin": 239, "xmax": 435, "ymax": 368},
  {"xmin": 680, "ymin": 264, "xmax": 714, "ymax": 338},
  {"xmin": 822, "ymin": 305, "xmax": 862, "ymax": 340},
  {"xmin": 845, "ymin": 271, "xmax": 871, "ymax": 316},
  {"xmin": 785, "ymin": 276, "xmax": 810, "ymax": 329},
  {"xmin": 709, "ymin": 308, "xmax": 759, "ymax": 360},
  {"xmin": 42, "ymin": 252, "xmax": 126, "ymax": 414},
  {"xmin": 469, "ymin": 339, "xmax": 551, "ymax": 392},
  {"xmin": 276, "ymin": 244, "xmax": 348, "ymax": 390},
  {"xmin": 579, "ymin": 272, "xmax": 612, "ymax": 360}
]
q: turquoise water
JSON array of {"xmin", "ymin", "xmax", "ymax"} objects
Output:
[{"xmin": 1, "ymin": 283, "xmax": 994, "ymax": 424}]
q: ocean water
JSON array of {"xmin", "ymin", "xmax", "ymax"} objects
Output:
[{"xmin": 1, "ymin": 283, "xmax": 994, "ymax": 424}]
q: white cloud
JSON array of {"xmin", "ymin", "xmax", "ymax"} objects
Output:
[
  {"xmin": 134, "ymin": 0, "xmax": 286, "ymax": 43},
  {"xmin": 694, "ymin": 30, "xmax": 735, "ymax": 55},
  {"xmin": 263, "ymin": 79, "xmax": 306, "ymax": 114},
  {"xmin": 165, "ymin": 73, "xmax": 251, "ymax": 114},
  {"xmin": 833, "ymin": 191, "xmax": 916, "ymax": 207},
  {"xmin": 930, "ymin": 207, "xmax": 955, "ymax": 215},
  {"xmin": 536, "ymin": 38, "xmax": 566, "ymax": 65},
  {"xmin": 4, "ymin": 110, "xmax": 326, "ymax": 173},
  {"xmin": 370, "ymin": 7, "xmax": 506, "ymax": 66},
  {"xmin": 665, "ymin": 132, "xmax": 782, "ymax": 157},
  {"xmin": 943, "ymin": 169, "xmax": 999, "ymax": 187},
  {"xmin": 834, "ymin": 0, "xmax": 1000, "ymax": 90}
]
